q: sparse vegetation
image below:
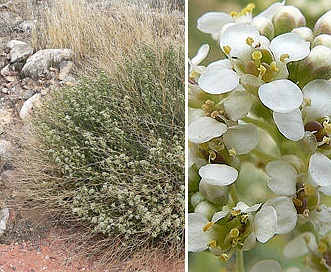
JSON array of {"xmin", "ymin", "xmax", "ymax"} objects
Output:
[{"xmin": 11, "ymin": 0, "xmax": 184, "ymax": 269}]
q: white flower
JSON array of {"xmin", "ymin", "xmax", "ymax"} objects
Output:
[
  {"xmin": 197, "ymin": 2, "xmax": 284, "ymax": 41},
  {"xmin": 309, "ymin": 152, "xmax": 331, "ymax": 194},
  {"xmin": 302, "ymin": 79, "xmax": 331, "ymax": 122},
  {"xmin": 198, "ymin": 25, "xmax": 309, "ymax": 96},
  {"xmin": 258, "ymin": 79, "xmax": 305, "ymax": 141},
  {"xmin": 188, "ymin": 115, "xmax": 259, "ymax": 154},
  {"xmin": 283, "ymin": 232, "xmax": 318, "ymax": 259},
  {"xmin": 188, "ymin": 213, "xmax": 215, "ymax": 252},
  {"xmin": 189, "ymin": 44, "xmax": 210, "ymax": 76},
  {"xmin": 198, "ymin": 164, "xmax": 238, "ymax": 187}
]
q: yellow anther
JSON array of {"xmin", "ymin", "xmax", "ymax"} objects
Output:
[
  {"xmin": 244, "ymin": 3, "xmax": 256, "ymax": 13},
  {"xmin": 208, "ymin": 240, "xmax": 217, "ymax": 248},
  {"xmin": 203, "ymin": 222, "xmax": 213, "ymax": 232},
  {"xmin": 293, "ymin": 198, "xmax": 303, "ymax": 207},
  {"xmin": 230, "ymin": 228, "xmax": 240, "ymax": 237},
  {"xmin": 241, "ymin": 214, "xmax": 249, "ymax": 224},
  {"xmin": 223, "ymin": 45, "xmax": 231, "ymax": 55},
  {"xmin": 270, "ymin": 61, "xmax": 279, "ymax": 72},
  {"xmin": 304, "ymin": 184, "xmax": 315, "ymax": 196},
  {"xmin": 304, "ymin": 97, "xmax": 312, "ymax": 107},
  {"xmin": 280, "ymin": 53, "xmax": 290, "ymax": 62},
  {"xmin": 229, "ymin": 148, "xmax": 237, "ymax": 156},
  {"xmin": 211, "ymin": 111, "xmax": 220, "ymax": 118},
  {"xmin": 258, "ymin": 65, "xmax": 267, "ymax": 77},
  {"xmin": 220, "ymin": 253, "xmax": 229, "ymax": 262},
  {"xmin": 230, "ymin": 11, "xmax": 238, "ymax": 18},
  {"xmin": 321, "ymin": 136, "xmax": 331, "ymax": 145},
  {"xmin": 246, "ymin": 37, "xmax": 254, "ymax": 46},
  {"xmin": 231, "ymin": 209, "xmax": 242, "ymax": 216},
  {"xmin": 323, "ymin": 120, "xmax": 331, "ymax": 134},
  {"xmin": 252, "ymin": 50, "xmax": 262, "ymax": 61},
  {"xmin": 318, "ymin": 241, "xmax": 328, "ymax": 254}
]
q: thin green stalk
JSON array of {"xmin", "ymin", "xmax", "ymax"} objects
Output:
[{"xmin": 237, "ymin": 248, "xmax": 245, "ymax": 272}]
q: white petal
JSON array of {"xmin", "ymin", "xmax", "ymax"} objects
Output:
[
  {"xmin": 223, "ymin": 124, "xmax": 259, "ymax": 155},
  {"xmin": 310, "ymin": 205, "xmax": 331, "ymax": 235},
  {"xmin": 188, "ymin": 213, "xmax": 211, "ymax": 252},
  {"xmin": 234, "ymin": 202, "xmax": 262, "ymax": 214},
  {"xmin": 188, "ymin": 116, "xmax": 228, "ymax": 143},
  {"xmin": 258, "ymin": 80, "xmax": 303, "ymax": 113},
  {"xmin": 224, "ymin": 90, "xmax": 253, "ymax": 121},
  {"xmin": 243, "ymin": 232, "xmax": 257, "ymax": 251},
  {"xmin": 250, "ymin": 260, "xmax": 283, "ymax": 272},
  {"xmin": 188, "ymin": 108, "xmax": 205, "ymax": 124},
  {"xmin": 197, "ymin": 12, "xmax": 233, "ymax": 37},
  {"xmin": 302, "ymin": 79, "xmax": 331, "ymax": 121},
  {"xmin": 254, "ymin": 206, "xmax": 277, "ymax": 243},
  {"xmin": 319, "ymin": 185, "xmax": 331, "ymax": 195},
  {"xmin": 270, "ymin": 33, "xmax": 310, "ymax": 63},
  {"xmin": 264, "ymin": 196, "xmax": 297, "ymax": 234},
  {"xmin": 283, "ymin": 232, "xmax": 318, "ymax": 258},
  {"xmin": 273, "ymin": 109, "xmax": 305, "ymax": 141},
  {"xmin": 190, "ymin": 44, "xmax": 210, "ymax": 68},
  {"xmin": 309, "ymin": 152, "xmax": 331, "ymax": 187},
  {"xmin": 198, "ymin": 62, "xmax": 239, "ymax": 94},
  {"xmin": 211, "ymin": 210, "xmax": 229, "ymax": 223},
  {"xmin": 220, "ymin": 24, "xmax": 260, "ymax": 62},
  {"xmin": 266, "ymin": 160, "xmax": 297, "ymax": 196},
  {"xmin": 255, "ymin": 2, "xmax": 285, "ymax": 20},
  {"xmin": 199, "ymin": 164, "xmax": 238, "ymax": 186}
]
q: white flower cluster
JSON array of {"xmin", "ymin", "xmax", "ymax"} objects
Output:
[{"xmin": 188, "ymin": 2, "xmax": 331, "ymax": 270}]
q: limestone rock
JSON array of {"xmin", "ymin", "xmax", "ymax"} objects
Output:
[
  {"xmin": 59, "ymin": 61, "xmax": 74, "ymax": 80},
  {"xmin": 0, "ymin": 207, "xmax": 9, "ymax": 236},
  {"xmin": 10, "ymin": 43, "xmax": 33, "ymax": 63},
  {"xmin": 19, "ymin": 93, "xmax": 42, "ymax": 121},
  {"xmin": 22, "ymin": 49, "xmax": 72, "ymax": 79}
]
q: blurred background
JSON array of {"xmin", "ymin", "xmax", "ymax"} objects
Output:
[{"xmin": 188, "ymin": 0, "xmax": 331, "ymax": 271}]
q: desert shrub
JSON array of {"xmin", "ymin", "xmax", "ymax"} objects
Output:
[{"xmin": 17, "ymin": 43, "xmax": 184, "ymax": 251}]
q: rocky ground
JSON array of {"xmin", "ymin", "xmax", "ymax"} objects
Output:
[{"xmin": 0, "ymin": 1, "xmax": 125, "ymax": 271}]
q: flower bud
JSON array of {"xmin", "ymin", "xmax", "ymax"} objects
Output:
[
  {"xmin": 252, "ymin": 17, "xmax": 274, "ymax": 40},
  {"xmin": 312, "ymin": 34, "xmax": 331, "ymax": 49},
  {"xmin": 294, "ymin": 45, "xmax": 331, "ymax": 87},
  {"xmin": 291, "ymin": 27, "xmax": 314, "ymax": 43},
  {"xmin": 314, "ymin": 10, "xmax": 331, "ymax": 36},
  {"xmin": 194, "ymin": 201, "xmax": 218, "ymax": 220},
  {"xmin": 273, "ymin": 6, "xmax": 306, "ymax": 35},
  {"xmin": 199, "ymin": 179, "xmax": 229, "ymax": 206}
]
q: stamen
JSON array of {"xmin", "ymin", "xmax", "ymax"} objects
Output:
[
  {"xmin": 223, "ymin": 45, "xmax": 232, "ymax": 55},
  {"xmin": 280, "ymin": 53, "xmax": 290, "ymax": 62},
  {"xmin": 208, "ymin": 240, "xmax": 217, "ymax": 248},
  {"xmin": 252, "ymin": 51, "xmax": 262, "ymax": 61},
  {"xmin": 246, "ymin": 37, "xmax": 254, "ymax": 46},
  {"xmin": 203, "ymin": 222, "xmax": 213, "ymax": 232},
  {"xmin": 270, "ymin": 61, "xmax": 279, "ymax": 72},
  {"xmin": 230, "ymin": 11, "xmax": 238, "ymax": 18},
  {"xmin": 209, "ymin": 150, "xmax": 217, "ymax": 161},
  {"xmin": 293, "ymin": 198, "xmax": 303, "ymax": 207},
  {"xmin": 231, "ymin": 209, "xmax": 241, "ymax": 217},
  {"xmin": 241, "ymin": 214, "xmax": 249, "ymax": 224},
  {"xmin": 229, "ymin": 228, "xmax": 240, "ymax": 237},
  {"xmin": 317, "ymin": 136, "xmax": 331, "ymax": 146},
  {"xmin": 229, "ymin": 148, "xmax": 237, "ymax": 156},
  {"xmin": 303, "ymin": 209, "xmax": 310, "ymax": 217},
  {"xmin": 318, "ymin": 241, "xmax": 328, "ymax": 254},
  {"xmin": 258, "ymin": 65, "xmax": 267, "ymax": 78},
  {"xmin": 211, "ymin": 111, "xmax": 220, "ymax": 119},
  {"xmin": 323, "ymin": 120, "xmax": 331, "ymax": 134},
  {"xmin": 220, "ymin": 253, "xmax": 229, "ymax": 262}
]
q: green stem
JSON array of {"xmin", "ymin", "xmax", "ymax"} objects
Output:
[{"xmin": 236, "ymin": 248, "xmax": 245, "ymax": 272}]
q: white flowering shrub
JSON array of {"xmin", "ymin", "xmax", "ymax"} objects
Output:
[
  {"xmin": 19, "ymin": 45, "xmax": 184, "ymax": 250},
  {"xmin": 189, "ymin": 2, "xmax": 331, "ymax": 271}
]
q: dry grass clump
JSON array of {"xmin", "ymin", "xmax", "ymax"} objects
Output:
[{"xmin": 25, "ymin": 0, "xmax": 184, "ymax": 76}]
